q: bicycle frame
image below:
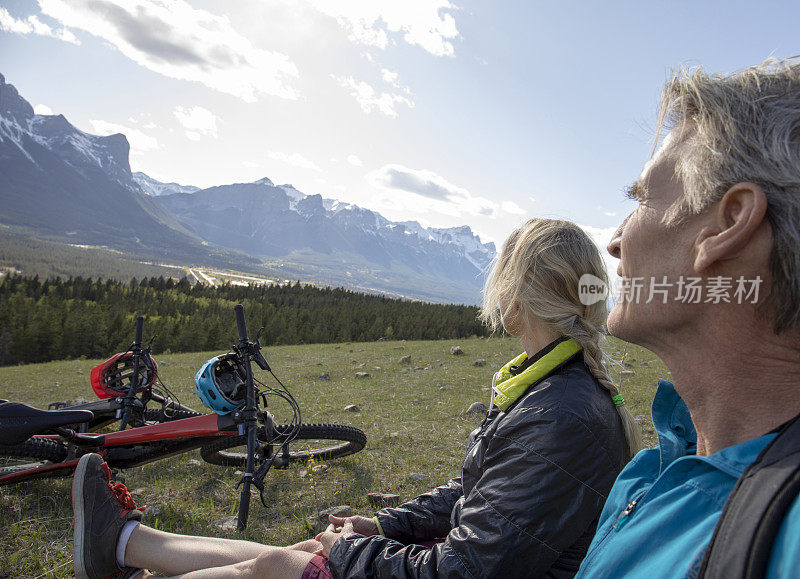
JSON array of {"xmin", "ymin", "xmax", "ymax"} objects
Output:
[{"xmin": 0, "ymin": 412, "xmax": 239, "ymax": 486}]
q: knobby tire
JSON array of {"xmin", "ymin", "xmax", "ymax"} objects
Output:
[{"xmin": 0, "ymin": 437, "xmax": 69, "ymax": 483}]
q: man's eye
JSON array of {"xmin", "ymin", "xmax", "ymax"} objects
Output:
[{"xmin": 625, "ymin": 183, "xmax": 645, "ymax": 201}]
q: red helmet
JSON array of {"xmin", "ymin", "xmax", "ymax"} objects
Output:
[{"xmin": 90, "ymin": 352, "xmax": 158, "ymax": 399}]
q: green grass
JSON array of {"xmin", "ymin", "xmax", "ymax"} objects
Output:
[{"xmin": 0, "ymin": 336, "xmax": 669, "ymax": 577}]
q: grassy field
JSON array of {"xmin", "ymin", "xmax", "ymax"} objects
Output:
[{"xmin": 0, "ymin": 336, "xmax": 669, "ymax": 578}]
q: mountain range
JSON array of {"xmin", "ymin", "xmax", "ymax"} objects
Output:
[{"xmin": 0, "ymin": 73, "xmax": 494, "ymax": 303}]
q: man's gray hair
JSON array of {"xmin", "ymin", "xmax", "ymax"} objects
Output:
[{"xmin": 656, "ymin": 58, "xmax": 800, "ymax": 333}]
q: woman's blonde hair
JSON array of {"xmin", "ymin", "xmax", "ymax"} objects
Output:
[{"xmin": 480, "ymin": 218, "xmax": 643, "ymax": 459}]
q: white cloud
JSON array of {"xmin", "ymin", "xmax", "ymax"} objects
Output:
[
  {"xmin": 305, "ymin": 1, "xmax": 460, "ymax": 57},
  {"xmin": 333, "ymin": 75, "xmax": 413, "ymax": 118},
  {"xmin": 0, "ymin": 7, "xmax": 79, "ymax": 44},
  {"xmin": 380, "ymin": 68, "xmax": 413, "ymax": 95},
  {"xmin": 501, "ymin": 200, "xmax": 526, "ymax": 215},
  {"xmin": 89, "ymin": 119, "xmax": 159, "ymax": 154},
  {"xmin": 173, "ymin": 106, "xmax": 218, "ymax": 140},
  {"xmin": 381, "ymin": 68, "xmax": 400, "ymax": 87},
  {"xmin": 267, "ymin": 151, "xmax": 322, "ymax": 172},
  {"xmin": 242, "ymin": 161, "xmax": 260, "ymax": 168},
  {"xmin": 347, "ymin": 154, "xmax": 363, "ymax": 166},
  {"xmin": 37, "ymin": 0, "xmax": 299, "ymax": 102},
  {"xmin": 367, "ymin": 164, "xmax": 499, "ymax": 218},
  {"xmin": 34, "ymin": 103, "xmax": 54, "ymax": 115}
]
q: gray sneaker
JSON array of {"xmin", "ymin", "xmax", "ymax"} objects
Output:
[{"xmin": 72, "ymin": 453, "xmax": 144, "ymax": 579}]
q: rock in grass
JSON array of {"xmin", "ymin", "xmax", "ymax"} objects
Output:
[
  {"xmin": 344, "ymin": 404, "xmax": 360, "ymax": 412},
  {"xmin": 317, "ymin": 505, "xmax": 352, "ymax": 525},
  {"xmin": 409, "ymin": 473, "xmax": 429, "ymax": 483},
  {"xmin": 368, "ymin": 493, "xmax": 401, "ymax": 508},
  {"xmin": 621, "ymin": 370, "xmax": 635, "ymax": 376},
  {"xmin": 473, "ymin": 359, "xmax": 486, "ymax": 367},
  {"xmin": 355, "ymin": 372, "xmax": 370, "ymax": 378},
  {"xmin": 187, "ymin": 459, "xmax": 202, "ymax": 467},
  {"xmin": 467, "ymin": 402, "xmax": 488, "ymax": 416},
  {"xmin": 213, "ymin": 515, "xmax": 238, "ymax": 531},
  {"xmin": 450, "ymin": 346, "xmax": 464, "ymax": 355},
  {"xmin": 399, "ymin": 355, "xmax": 412, "ymax": 364},
  {"xmin": 318, "ymin": 373, "xmax": 331, "ymax": 381}
]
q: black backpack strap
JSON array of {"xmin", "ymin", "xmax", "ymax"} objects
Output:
[{"xmin": 698, "ymin": 413, "xmax": 800, "ymax": 578}]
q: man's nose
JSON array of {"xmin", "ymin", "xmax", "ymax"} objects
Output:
[{"xmin": 607, "ymin": 216, "xmax": 629, "ymax": 259}]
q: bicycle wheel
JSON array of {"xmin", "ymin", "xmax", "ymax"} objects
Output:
[
  {"xmin": 0, "ymin": 437, "xmax": 70, "ymax": 484},
  {"xmin": 200, "ymin": 423, "xmax": 367, "ymax": 468}
]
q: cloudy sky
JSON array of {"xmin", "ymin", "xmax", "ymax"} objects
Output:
[{"xmin": 2, "ymin": 0, "xmax": 799, "ymax": 261}]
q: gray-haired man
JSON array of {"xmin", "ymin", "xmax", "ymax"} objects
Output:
[{"xmin": 576, "ymin": 59, "xmax": 800, "ymax": 578}]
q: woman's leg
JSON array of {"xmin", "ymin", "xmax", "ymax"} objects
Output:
[
  {"xmin": 125, "ymin": 524, "xmax": 315, "ymax": 575},
  {"xmin": 287, "ymin": 538, "xmax": 323, "ymax": 553},
  {"xmin": 139, "ymin": 546, "xmax": 315, "ymax": 578}
]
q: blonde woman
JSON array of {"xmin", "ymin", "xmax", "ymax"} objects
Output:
[{"xmin": 72, "ymin": 218, "xmax": 640, "ymax": 579}]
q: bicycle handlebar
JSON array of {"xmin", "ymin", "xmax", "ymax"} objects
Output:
[
  {"xmin": 234, "ymin": 304, "xmax": 248, "ymax": 342},
  {"xmin": 134, "ymin": 316, "xmax": 144, "ymax": 347}
]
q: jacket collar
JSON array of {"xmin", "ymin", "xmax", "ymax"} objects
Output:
[
  {"xmin": 491, "ymin": 338, "xmax": 582, "ymax": 412},
  {"xmin": 651, "ymin": 379, "xmax": 697, "ymax": 474}
]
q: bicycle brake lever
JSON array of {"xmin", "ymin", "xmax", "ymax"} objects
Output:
[{"xmin": 253, "ymin": 347, "xmax": 271, "ymax": 371}]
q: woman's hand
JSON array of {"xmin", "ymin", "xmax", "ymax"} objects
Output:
[
  {"xmin": 327, "ymin": 514, "xmax": 379, "ymax": 537},
  {"xmin": 316, "ymin": 520, "xmax": 355, "ymax": 558}
]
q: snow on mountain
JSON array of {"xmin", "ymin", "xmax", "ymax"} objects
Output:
[
  {"xmin": 133, "ymin": 172, "xmax": 200, "ymax": 196},
  {"xmin": 278, "ymin": 183, "xmax": 305, "ymax": 205}
]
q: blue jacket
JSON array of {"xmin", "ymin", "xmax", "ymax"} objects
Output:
[{"xmin": 575, "ymin": 379, "xmax": 800, "ymax": 578}]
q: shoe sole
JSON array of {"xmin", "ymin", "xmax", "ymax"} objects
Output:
[{"xmin": 72, "ymin": 453, "xmax": 93, "ymax": 579}]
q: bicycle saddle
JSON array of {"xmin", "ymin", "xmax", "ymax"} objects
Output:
[{"xmin": 0, "ymin": 402, "xmax": 94, "ymax": 446}]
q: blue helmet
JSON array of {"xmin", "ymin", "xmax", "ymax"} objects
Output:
[{"xmin": 194, "ymin": 354, "xmax": 247, "ymax": 414}]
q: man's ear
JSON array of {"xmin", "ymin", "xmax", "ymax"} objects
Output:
[{"xmin": 694, "ymin": 183, "xmax": 768, "ymax": 272}]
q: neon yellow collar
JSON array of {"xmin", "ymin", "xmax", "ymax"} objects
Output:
[{"xmin": 492, "ymin": 339, "xmax": 582, "ymax": 411}]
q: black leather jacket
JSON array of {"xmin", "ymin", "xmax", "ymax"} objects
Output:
[{"xmin": 327, "ymin": 356, "xmax": 629, "ymax": 578}]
